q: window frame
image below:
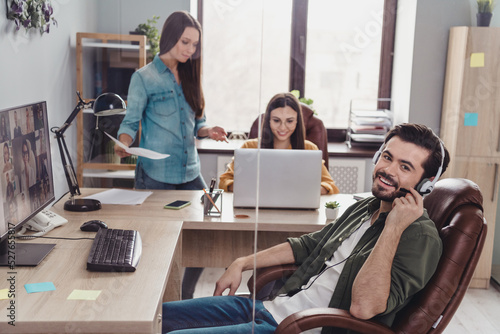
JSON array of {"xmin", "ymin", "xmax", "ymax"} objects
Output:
[{"xmin": 197, "ymin": 0, "xmax": 397, "ymax": 129}]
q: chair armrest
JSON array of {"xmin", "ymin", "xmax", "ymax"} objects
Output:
[
  {"xmin": 247, "ymin": 264, "xmax": 298, "ymax": 295},
  {"xmin": 276, "ymin": 308, "xmax": 394, "ymax": 334}
]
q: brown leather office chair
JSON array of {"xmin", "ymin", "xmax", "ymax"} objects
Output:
[
  {"xmin": 248, "ymin": 178, "xmax": 487, "ymax": 334},
  {"xmin": 249, "ymin": 103, "xmax": 329, "ymax": 169}
]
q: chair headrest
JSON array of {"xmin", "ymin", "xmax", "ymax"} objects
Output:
[{"xmin": 423, "ymin": 178, "xmax": 483, "ymax": 230}]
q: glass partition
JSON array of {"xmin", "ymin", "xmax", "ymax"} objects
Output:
[{"xmin": 93, "ymin": 0, "xmax": 390, "ymax": 331}]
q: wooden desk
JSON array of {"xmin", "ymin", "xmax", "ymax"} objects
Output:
[
  {"xmin": 49, "ymin": 189, "xmax": 355, "ymax": 269},
  {"xmin": 0, "ymin": 189, "xmax": 356, "ymax": 333},
  {"xmin": 55, "ymin": 189, "xmax": 354, "ymax": 268},
  {"xmin": 178, "ymin": 191, "xmax": 356, "ymax": 268},
  {"xmin": 0, "ymin": 208, "xmax": 182, "ymax": 333}
]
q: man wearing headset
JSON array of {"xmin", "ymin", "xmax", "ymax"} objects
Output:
[{"xmin": 162, "ymin": 123, "xmax": 450, "ymax": 334}]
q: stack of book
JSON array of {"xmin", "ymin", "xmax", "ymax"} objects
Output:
[{"xmin": 346, "ymin": 109, "xmax": 392, "ymax": 147}]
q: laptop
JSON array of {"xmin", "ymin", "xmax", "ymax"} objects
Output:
[{"xmin": 233, "ymin": 149, "xmax": 322, "ymax": 209}]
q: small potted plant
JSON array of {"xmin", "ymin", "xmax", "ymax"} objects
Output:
[
  {"xmin": 291, "ymin": 90, "xmax": 316, "ymax": 114},
  {"xmin": 131, "ymin": 16, "xmax": 160, "ymax": 62},
  {"xmin": 325, "ymin": 201, "xmax": 340, "ymax": 220},
  {"xmin": 477, "ymin": 0, "xmax": 495, "ymax": 27}
]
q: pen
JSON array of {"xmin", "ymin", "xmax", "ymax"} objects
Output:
[
  {"xmin": 209, "ymin": 178, "xmax": 216, "ymax": 194},
  {"xmin": 203, "ymin": 188, "xmax": 221, "ymax": 214}
]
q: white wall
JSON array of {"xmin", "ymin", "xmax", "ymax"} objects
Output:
[
  {"xmin": 0, "ymin": 0, "xmax": 99, "ymax": 203},
  {"xmin": 96, "ymin": 0, "xmax": 189, "ymax": 34}
]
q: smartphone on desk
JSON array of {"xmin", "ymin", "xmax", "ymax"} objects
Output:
[{"xmin": 164, "ymin": 200, "xmax": 191, "ymax": 210}]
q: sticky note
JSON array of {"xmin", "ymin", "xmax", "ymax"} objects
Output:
[
  {"xmin": 464, "ymin": 113, "xmax": 479, "ymax": 126},
  {"xmin": 0, "ymin": 289, "xmax": 11, "ymax": 300},
  {"xmin": 470, "ymin": 53, "xmax": 485, "ymax": 67},
  {"xmin": 67, "ymin": 290, "xmax": 101, "ymax": 301},
  {"xmin": 25, "ymin": 282, "xmax": 56, "ymax": 294}
]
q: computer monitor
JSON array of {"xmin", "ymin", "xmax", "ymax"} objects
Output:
[{"xmin": 0, "ymin": 101, "xmax": 56, "ymax": 266}]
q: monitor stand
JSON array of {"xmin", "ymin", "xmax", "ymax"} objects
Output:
[{"xmin": 0, "ymin": 243, "xmax": 56, "ymax": 266}]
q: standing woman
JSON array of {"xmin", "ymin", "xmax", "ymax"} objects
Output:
[{"xmin": 115, "ymin": 11, "xmax": 227, "ymax": 299}]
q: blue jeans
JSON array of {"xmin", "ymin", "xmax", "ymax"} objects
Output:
[
  {"xmin": 135, "ymin": 162, "xmax": 208, "ymax": 190},
  {"xmin": 162, "ymin": 296, "xmax": 278, "ymax": 333}
]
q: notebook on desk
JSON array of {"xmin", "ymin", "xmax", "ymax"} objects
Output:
[{"xmin": 233, "ymin": 149, "xmax": 322, "ymax": 209}]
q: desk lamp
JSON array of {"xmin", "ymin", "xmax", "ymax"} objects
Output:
[{"xmin": 52, "ymin": 92, "xmax": 126, "ymax": 211}]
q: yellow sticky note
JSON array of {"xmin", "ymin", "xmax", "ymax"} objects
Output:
[
  {"xmin": 470, "ymin": 53, "xmax": 485, "ymax": 67},
  {"xmin": 67, "ymin": 290, "xmax": 101, "ymax": 301},
  {"xmin": 0, "ymin": 289, "xmax": 11, "ymax": 300}
]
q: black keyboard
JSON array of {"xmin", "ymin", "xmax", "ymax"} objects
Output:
[{"xmin": 86, "ymin": 228, "xmax": 142, "ymax": 272}]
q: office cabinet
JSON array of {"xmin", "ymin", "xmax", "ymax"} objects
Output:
[
  {"xmin": 76, "ymin": 32, "xmax": 147, "ymax": 186},
  {"xmin": 441, "ymin": 26, "xmax": 500, "ymax": 288}
]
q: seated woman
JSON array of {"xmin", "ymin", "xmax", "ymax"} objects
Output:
[{"xmin": 219, "ymin": 92, "xmax": 339, "ymax": 195}]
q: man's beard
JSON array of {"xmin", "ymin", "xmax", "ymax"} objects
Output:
[{"xmin": 372, "ymin": 170, "xmax": 409, "ymax": 202}]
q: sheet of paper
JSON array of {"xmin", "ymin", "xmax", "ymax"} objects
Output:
[
  {"xmin": 25, "ymin": 282, "xmax": 56, "ymax": 294},
  {"xmin": 67, "ymin": 290, "xmax": 101, "ymax": 300},
  {"xmin": 105, "ymin": 132, "xmax": 169, "ymax": 160},
  {"xmin": 85, "ymin": 188, "xmax": 153, "ymax": 205}
]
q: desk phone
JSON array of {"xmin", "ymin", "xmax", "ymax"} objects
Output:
[{"xmin": 16, "ymin": 209, "xmax": 68, "ymax": 237}]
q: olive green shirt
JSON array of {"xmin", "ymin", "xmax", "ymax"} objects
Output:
[{"xmin": 282, "ymin": 197, "xmax": 442, "ymax": 333}]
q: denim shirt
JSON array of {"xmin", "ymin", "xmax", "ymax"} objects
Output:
[
  {"xmin": 283, "ymin": 197, "xmax": 442, "ymax": 333},
  {"xmin": 118, "ymin": 55, "xmax": 207, "ymax": 184}
]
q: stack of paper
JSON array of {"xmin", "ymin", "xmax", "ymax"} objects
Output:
[{"xmin": 348, "ymin": 109, "xmax": 392, "ymax": 145}]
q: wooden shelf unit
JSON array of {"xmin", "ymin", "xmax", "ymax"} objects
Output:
[
  {"xmin": 76, "ymin": 32, "xmax": 147, "ymax": 185},
  {"xmin": 441, "ymin": 26, "xmax": 500, "ymax": 289}
]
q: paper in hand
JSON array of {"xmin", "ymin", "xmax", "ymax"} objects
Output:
[{"xmin": 105, "ymin": 132, "xmax": 170, "ymax": 160}]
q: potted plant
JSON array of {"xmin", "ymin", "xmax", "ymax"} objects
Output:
[
  {"xmin": 325, "ymin": 201, "xmax": 340, "ymax": 220},
  {"xmin": 477, "ymin": 0, "xmax": 495, "ymax": 27},
  {"xmin": 291, "ymin": 90, "xmax": 316, "ymax": 114},
  {"xmin": 132, "ymin": 16, "xmax": 160, "ymax": 62}
]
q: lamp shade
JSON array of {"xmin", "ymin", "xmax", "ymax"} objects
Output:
[{"xmin": 93, "ymin": 93, "xmax": 126, "ymax": 116}]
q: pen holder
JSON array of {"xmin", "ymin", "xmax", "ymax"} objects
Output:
[{"xmin": 203, "ymin": 189, "xmax": 223, "ymax": 217}]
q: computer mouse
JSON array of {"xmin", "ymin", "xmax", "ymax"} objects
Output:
[{"xmin": 80, "ymin": 220, "xmax": 108, "ymax": 232}]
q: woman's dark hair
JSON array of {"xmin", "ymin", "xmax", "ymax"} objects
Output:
[
  {"xmin": 260, "ymin": 93, "xmax": 305, "ymax": 149},
  {"xmin": 383, "ymin": 123, "xmax": 450, "ymax": 179},
  {"xmin": 159, "ymin": 11, "xmax": 204, "ymax": 118}
]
